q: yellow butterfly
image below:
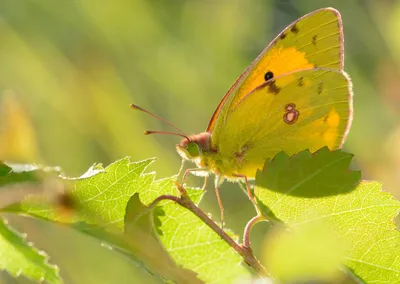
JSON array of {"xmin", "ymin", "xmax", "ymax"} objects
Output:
[{"xmin": 132, "ymin": 7, "xmax": 353, "ymax": 226}]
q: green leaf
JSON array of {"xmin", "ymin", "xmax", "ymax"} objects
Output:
[
  {"xmin": 0, "ymin": 162, "xmax": 37, "ymax": 186},
  {"xmin": 0, "ymin": 162, "xmax": 60, "ymax": 187},
  {"xmin": 6, "ymin": 214, "xmax": 164, "ymax": 284},
  {"xmin": 16, "ymin": 157, "xmax": 253, "ymax": 283},
  {"xmin": 73, "ymin": 157, "xmax": 155, "ymax": 228},
  {"xmin": 139, "ymin": 177, "xmax": 251, "ymax": 284},
  {"xmin": 124, "ymin": 193, "xmax": 161, "ymax": 236},
  {"xmin": 74, "ymin": 162, "xmax": 105, "ymax": 179},
  {"xmin": 0, "ymin": 162, "xmax": 62, "ymax": 282},
  {"xmin": 0, "ymin": 162, "xmax": 12, "ymax": 177},
  {"xmin": 20, "ymin": 157, "xmax": 250, "ymax": 283},
  {"xmin": 255, "ymin": 148, "xmax": 400, "ymax": 282},
  {"xmin": 123, "ymin": 193, "xmax": 203, "ymax": 284},
  {"xmin": 0, "ymin": 162, "xmax": 63, "ymax": 217},
  {"xmin": 256, "ymin": 147, "xmax": 360, "ymax": 198},
  {"xmin": 71, "ymin": 219, "xmax": 199, "ymax": 284},
  {"xmin": 0, "ymin": 217, "xmax": 60, "ymax": 283},
  {"xmin": 22, "ymin": 157, "xmax": 155, "ymax": 228}
]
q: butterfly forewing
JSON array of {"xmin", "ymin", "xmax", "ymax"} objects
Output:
[{"xmin": 207, "ymin": 8, "xmax": 344, "ymax": 134}]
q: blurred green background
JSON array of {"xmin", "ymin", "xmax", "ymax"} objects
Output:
[{"xmin": 1, "ymin": 0, "xmax": 400, "ymax": 257}]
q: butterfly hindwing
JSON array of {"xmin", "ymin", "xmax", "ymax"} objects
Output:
[{"xmin": 211, "ymin": 68, "xmax": 352, "ymax": 177}]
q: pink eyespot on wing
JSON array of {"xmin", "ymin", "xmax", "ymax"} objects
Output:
[{"xmin": 283, "ymin": 103, "xmax": 299, "ymax": 124}]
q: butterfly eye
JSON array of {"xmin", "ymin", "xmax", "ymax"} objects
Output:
[
  {"xmin": 187, "ymin": 141, "xmax": 200, "ymax": 157},
  {"xmin": 264, "ymin": 71, "xmax": 274, "ymax": 81}
]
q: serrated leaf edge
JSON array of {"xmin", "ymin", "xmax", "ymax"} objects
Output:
[{"xmin": 0, "ymin": 216, "xmax": 61, "ymax": 283}]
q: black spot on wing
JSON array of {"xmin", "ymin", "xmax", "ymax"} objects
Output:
[
  {"xmin": 290, "ymin": 24, "xmax": 299, "ymax": 34},
  {"xmin": 297, "ymin": 77, "xmax": 304, "ymax": 87},
  {"xmin": 318, "ymin": 82, "xmax": 324, "ymax": 94},
  {"xmin": 264, "ymin": 71, "xmax": 274, "ymax": 81},
  {"xmin": 267, "ymin": 81, "xmax": 281, "ymax": 95},
  {"xmin": 312, "ymin": 35, "xmax": 318, "ymax": 46}
]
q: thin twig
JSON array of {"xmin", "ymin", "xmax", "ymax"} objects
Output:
[
  {"xmin": 147, "ymin": 195, "xmax": 180, "ymax": 210},
  {"xmin": 243, "ymin": 215, "xmax": 265, "ymax": 249},
  {"xmin": 149, "ymin": 182, "xmax": 269, "ymax": 276}
]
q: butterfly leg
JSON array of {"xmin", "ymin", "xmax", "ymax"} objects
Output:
[
  {"xmin": 181, "ymin": 167, "xmax": 208, "ymax": 186},
  {"xmin": 233, "ymin": 174, "xmax": 255, "ymax": 203},
  {"xmin": 178, "ymin": 155, "xmax": 208, "ymax": 190},
  {"xmin": 179, "ymin": 167, "xmax": 209, "ymax": 197},
  {"xmin": 201, "ymin": 175, "xmax": 208, "ymax": 191},
  {"xmin": 177, "ymin": 159, "xmax": 186, "ymax": 179},
  {"xmin": 214, "ymin": 175, "xmax": 225, "ymax": 229}
]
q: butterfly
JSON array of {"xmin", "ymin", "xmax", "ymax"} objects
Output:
[{"xmin": 131, "ymin": 7, "xmax": 353, "ymax": 226}]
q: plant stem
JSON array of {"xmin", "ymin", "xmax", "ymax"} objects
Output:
[
  {"xmin": 147, "ymin": 194, "xmax": 180, "ymax": 209},
  {"xmin": 243, "ymin": 215, "xmax": 264, "ymax": 249},
  {"xmin": 150, "ymin": 182, "xmax": 269, "ymax": 276}
]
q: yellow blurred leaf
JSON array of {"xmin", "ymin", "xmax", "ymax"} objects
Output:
[
  {"xmin": 0, "ymin": 91, "xmax": 40, "ymax": 162},
  {"xmin": 262, "ymin": 222, "xmax": 346, "ymax": 282}
]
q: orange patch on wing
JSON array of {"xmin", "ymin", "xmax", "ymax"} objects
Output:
[
  {"xmin": 326, "ymin": 108, "xmax": 340, "ymax": 127},
  {"xmin": 322, "ymin": 108, "xmax": 340, "ymax": 146},
  {"xmin": 309, "ymin": 108, "xmax": 341, "ymax": 148},
  {"xmin": 231, "ymin": 47, "xmax": 314, "ymax": 108}
]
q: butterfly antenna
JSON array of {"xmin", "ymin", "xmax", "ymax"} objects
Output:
[
  {"xmin": 144, "ymin": 130, "xmax": 190, "ymax": 140},
  {"xmin": 130, "ymin": 104, "xmax": 190, "ymax": 140}
]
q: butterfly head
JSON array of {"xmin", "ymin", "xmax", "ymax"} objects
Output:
[
  {"xmin": 176, "ymin": 132, "xmax": 211, "ymax": 161},
  {"xmin": 177, "ymin": 139, "xmax": 201, "ymax": 160}
]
